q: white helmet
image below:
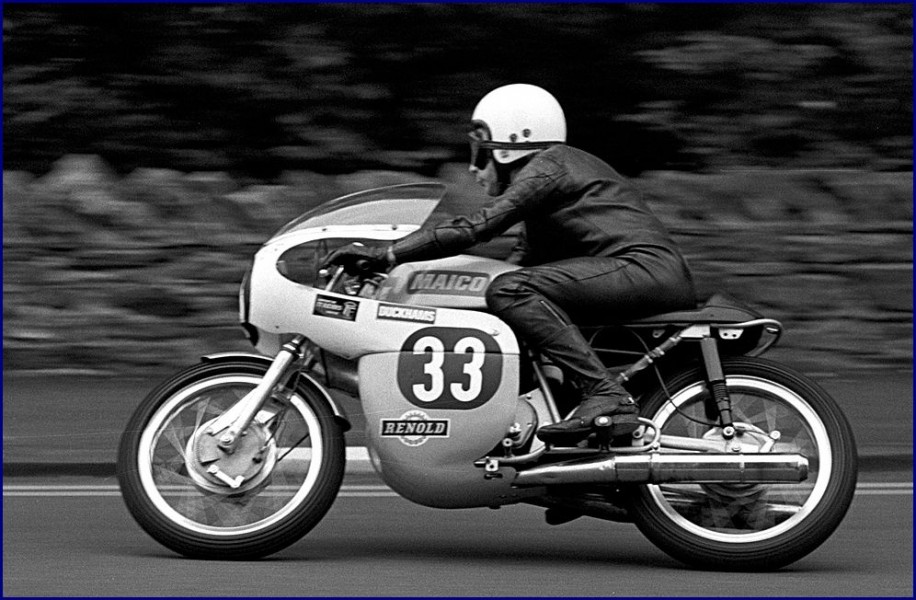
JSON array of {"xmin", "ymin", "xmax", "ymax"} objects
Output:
[{"xmin": 471, "ymin": 83, "xmax": 567, "ymax": 165}]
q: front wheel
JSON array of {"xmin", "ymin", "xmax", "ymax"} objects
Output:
[
  {"xmin": 628, "ymin": 356, "xmax": 857, "ymax": 570},
  {"xmin": 117, "ymin": 360, "xmax": 346, "ymax": 559}
]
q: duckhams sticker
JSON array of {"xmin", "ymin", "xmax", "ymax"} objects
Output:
[
  {"xmin": 380, "ymin": 410, "xmax": 450, "ymax": 447},
  {"xmin": 377, "ymin": 303, "xmax": 437, "ymax": 324},
  {"xmin": 313, "ymin": 294, "xmax": 359, "ymax": 321}
]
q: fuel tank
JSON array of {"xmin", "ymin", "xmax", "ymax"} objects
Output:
[{"xmin": 376, "ymin": 255, "xmax": 520, "ymax": 310}]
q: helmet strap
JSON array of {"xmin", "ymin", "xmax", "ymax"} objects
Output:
[{"xmin": 493, "ymin": 154, "xmax": 533, "ymax": 190}]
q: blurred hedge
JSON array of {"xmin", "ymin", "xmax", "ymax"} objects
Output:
[
  {"xmin": 3, "ymin": 5, "xmax": 911, "ymax": 377},
  {"xmin": 3, "ymin": 156, "xmax": 911, "ymax": 377},
  {"xmin": 4, "ymin": 4, "xmax": 912, "ymax": 177}
]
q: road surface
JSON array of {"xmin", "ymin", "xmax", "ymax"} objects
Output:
[{"xmin": 3, "ymin": 471, "xmax": 912, "ymax": 596}]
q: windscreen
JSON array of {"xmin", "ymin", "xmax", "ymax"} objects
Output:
[{"xmin": 270, "ymin": 182, "xmax": 447, "ymax": 239}]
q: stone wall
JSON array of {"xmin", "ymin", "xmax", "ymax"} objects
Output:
[{"xmin": 3, "ymin": 155, "xmax": 911, "ymax": 377}]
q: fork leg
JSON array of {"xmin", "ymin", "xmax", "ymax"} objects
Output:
[{"xmin": 207, "ymin": 335, "xmax": 307, "ymax": 453}]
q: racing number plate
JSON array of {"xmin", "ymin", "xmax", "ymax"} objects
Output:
[{"xmin": 397, "ymin": 327, "xmax": 503, "ymax": 410}]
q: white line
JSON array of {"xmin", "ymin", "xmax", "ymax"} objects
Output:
[
  {"xmin": 347, "ymin": 447, "xmax": 370, "ymax": 461},
  {"xmin": 4, "ymin": 491, "xmax": 122, "ymax": 497},
  {"xmin": 2, "ymin": 488, "xmax": 399, "ymax": 498},
  {"xmin": 3, "ymin": 483, "xmax": 911, "ymax": 498},
  {"xmin": 857, "ymin": 482, "xmax": 912, "ymax": 489},
  {"xmin": 1, "ymin": 484, "xmax": 399, "ymax": 498}
]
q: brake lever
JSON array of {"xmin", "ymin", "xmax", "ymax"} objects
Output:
[{"xmin": 317, "ymin": 265, "xmax": 346, "ymax": 291}]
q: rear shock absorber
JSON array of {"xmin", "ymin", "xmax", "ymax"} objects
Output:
[{"xmin": 700, "ymin": 335, "xmax": 735, "ymax": 438}]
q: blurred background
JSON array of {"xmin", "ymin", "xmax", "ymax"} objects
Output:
[{"xmin": 3, "ymin": 3, "xmax": 912, "ymax": 378}]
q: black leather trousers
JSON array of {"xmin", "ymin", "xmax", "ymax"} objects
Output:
[{"xmin": 485, "ymin": 248, "xmax": 696, "ymax": 401}]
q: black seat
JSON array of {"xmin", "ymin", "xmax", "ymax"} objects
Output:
[{"xmin": 628, "ymin": 293, "xmax": 763, "ymax": 326}]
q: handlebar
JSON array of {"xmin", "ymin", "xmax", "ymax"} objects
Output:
[
  {"xmin": 318, "ymin": 266, "xmax": 347, "ymax": 291},
  {"xmin": 319, "ymin": 263, "xmax": 384, "ymax": 296}
]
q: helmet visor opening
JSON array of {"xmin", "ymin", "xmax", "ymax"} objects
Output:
[{"xmin": 469, "ymin": 127, "xmax": 561, "ymax": 167}]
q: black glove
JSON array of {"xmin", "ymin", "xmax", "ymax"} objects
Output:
[{"xmin": 321, "ymin": 243, "xmax": 393, "ymax": 275}]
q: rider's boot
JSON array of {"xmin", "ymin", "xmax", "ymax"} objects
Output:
[
  {"xmin": 537, "ymin": 383, "xmax": 639, "ymax": 446},
  {"xmin": 534, "ymin": 325, "xmax": 640, "ymax": 446}
]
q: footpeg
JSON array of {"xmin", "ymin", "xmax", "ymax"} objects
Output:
[{"xmin": 594, "ymin": 416, "xmax": 613, "ymax": 451}]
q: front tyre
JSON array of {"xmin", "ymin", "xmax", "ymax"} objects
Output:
[
  {"xmin": 628, "ymin": 356, "xmax": 857, "ymax": 570},
  {"xmin": 117, "ymin": 360, "xmax": 346, "ymax": 559}
]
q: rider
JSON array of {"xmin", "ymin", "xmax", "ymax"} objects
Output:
[{"xmin": 323, "ymin": 83, "xmax": 696, "ymax": 445}]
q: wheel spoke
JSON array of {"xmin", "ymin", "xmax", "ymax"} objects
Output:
[
  {"xmin": 277, "ymin": 432, "xmax": 311, "ymax": 462},
  {"xmin": 647, "ymin": 375, "xmax": 830, "ymax": 542},
  {"xmin": 136, "ymin": 374, "xmax": 331, "ymax": 535},
  {"xmin": 193, "ymin": 396, "xmax": 212, "ymax": 430},
  {"xmin": 161, "ymin": 425, "xmax": 189, "ymax": 460}
]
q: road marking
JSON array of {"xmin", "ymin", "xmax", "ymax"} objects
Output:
[
  {"xmin": 857, "ymin": 482, "xmax": 912, "ymax": 488},
  {"xmin": 1, "ymin": 485, "xmax": 398, "ymax": 498},
  {"xmin": 3, "ymin": 482, "xmax": 911, "ymax": 497},
  {"xmin": 854, "ymin": 482, "xmax": 913, "ymax": 496}
]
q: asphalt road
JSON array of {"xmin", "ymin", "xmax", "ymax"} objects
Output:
[
  {"xmin": 3, "ymin": 370, "xmax": 912, "ymax": 596},
  {"xmin": 2, "ymin": 471, "xmax": 912, "ymax": 597}
]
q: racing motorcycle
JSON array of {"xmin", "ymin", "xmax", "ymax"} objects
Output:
[{"xmin": 117, "ymin": 182, "xmax": 858, "ymax": 569}]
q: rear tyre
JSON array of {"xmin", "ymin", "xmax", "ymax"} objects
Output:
[
  {"xmin": 117, "ymin": 360, "xmax": 345, "ymax": 559},
  {"xmin": 628, "ymin": 356, "xmax": 857, "ymax": 570}
]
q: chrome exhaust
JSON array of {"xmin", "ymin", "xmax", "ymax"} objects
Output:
[{"xmin": 512, "ymin": 452, "xmax": 809, "ymax": 487}]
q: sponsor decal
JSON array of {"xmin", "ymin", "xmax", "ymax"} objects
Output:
[
  {"xmin": 406, "ymin": 271, "xmax": 490, "ymax": 296},
  {"xmin": 313, "ymin": 294, "xmax": 359, "ymax": 321},
  {"xmin": 380, "ymin": 410, "xmax": 450, "ymax": 447},
  {"xmin": 397, "ymin": 327, "xmax": 503, "ymax": 410},
  {"xmin": 377, "ymin": 303, "xmax": 437, "ymax": 324}
]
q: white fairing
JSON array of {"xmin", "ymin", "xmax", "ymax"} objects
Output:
[
  {"xmin": 243, "ymin": 184, "xmax": 543, "ymax": 508},
  {"xmin": 248, "ymin": 243, "xmax": 520, "ymax": 359},
  {"xmin": 378, "ymin": 254, "xmax": 520, "ymax": 310}
]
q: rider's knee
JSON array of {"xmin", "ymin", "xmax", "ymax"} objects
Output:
[{"xmin": 485, "ymin": 270, "xmax": 530, "ymax": 314}]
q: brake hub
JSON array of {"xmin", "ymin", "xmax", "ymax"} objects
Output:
[{"xmin": 185, "ymin": 418, "xmax": 278, "ymax": 494}]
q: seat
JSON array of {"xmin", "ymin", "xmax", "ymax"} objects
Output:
[{"xmin": 628, "ymin": 293, "xmax": 763, "ymax": 326}]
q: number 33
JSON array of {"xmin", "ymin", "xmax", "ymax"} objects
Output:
[
  {"xmin": 412, "ymin": 336, "xmax": 485, "ymax": 403},
  {"xmin": 397, "ymin": 328, "xmax": 502, "ymax": 410}
]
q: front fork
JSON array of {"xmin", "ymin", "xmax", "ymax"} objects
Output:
[
  {"xmin": 205, "ymin": 335, "xmax": 313, "ymax": 453},
  {"xmin": 209, "ymin": 266, "xmax": 345, "ymax": 454}
]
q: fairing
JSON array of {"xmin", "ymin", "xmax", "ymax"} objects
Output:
[
  {"xmin": 242, "ymin": 183, "xmax": 537, "ymax": 508},
  {"xmin": 379, "ymin": 255, "xmax": 519, "ymax": 310},
  {"xmin": 269, "ymin": 182, "xmax": 446, "ymax": 240}
]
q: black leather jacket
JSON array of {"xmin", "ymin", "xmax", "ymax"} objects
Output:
[{"xmin": 392, "ymin": 145, "xmax": 687, "ymax": 267}]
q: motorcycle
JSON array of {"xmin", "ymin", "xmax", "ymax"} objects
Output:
[{"xmin": 117, "ymin": 182, "xmax": 857, "ymax": 569}]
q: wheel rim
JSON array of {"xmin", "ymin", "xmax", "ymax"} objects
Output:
[
  {"xmin": 645, "ymin": 376, "xmax": 832, "ymax": 543},
  {"xmin": 137, "ymin": 374, "xmax": 324, "ymax": 536}
]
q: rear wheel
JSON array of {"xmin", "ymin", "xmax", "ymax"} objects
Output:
[
  {"xmin": 628, "ymin": 356, "xmax": 857, "ymax": 570},
  {"xmin": 117, "ymin": 360, "xmax": 345, "ymax": 559}
]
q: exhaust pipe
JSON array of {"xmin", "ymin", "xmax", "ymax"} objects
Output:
[{"xmin": 512, "ymin": 453, "xmax": 808, "ymax": 487}]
